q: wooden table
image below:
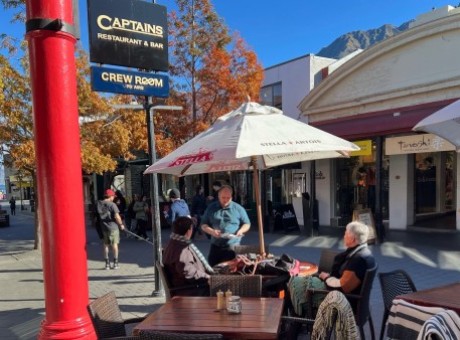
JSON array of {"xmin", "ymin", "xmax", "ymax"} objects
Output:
[
  {"xmin": 298, "ymin": 261, "xmax": 318, "ymax": 276},
  {"xmin": 133, "ymin": 296, "xmax": 284, "ymax": 339},
  {"xmin": 396, "ymin": 281, "xmax": 460, "ymax": 314}
]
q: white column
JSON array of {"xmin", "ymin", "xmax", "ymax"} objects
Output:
[{"xmin": 389, "ymin": 154, "xmax": 415, "ymax": 229}]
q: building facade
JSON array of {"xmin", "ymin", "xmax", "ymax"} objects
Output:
[{"xmin": 298, "ymin": 5, "xmax": 460, "ymax": 232}]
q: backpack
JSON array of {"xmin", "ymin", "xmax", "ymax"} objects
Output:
[{"xmin": 96, "ymin": 200, "xmax": 111, "ymax": 222}]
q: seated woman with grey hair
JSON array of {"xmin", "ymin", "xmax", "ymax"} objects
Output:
[{"xmin": 288, "ymin": 221, "xmax": 376, "ymax": 316}]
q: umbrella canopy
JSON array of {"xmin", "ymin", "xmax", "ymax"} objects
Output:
[
  {"xmin": 145, "ymin": 102, "xmax": 360, "ymax": 176},
  {"xmin": 145, "ymin": 102, "xmax": 360, "ymax": 255},
  {"xmin": 413, "ymin": 99, "xmax": 460, "ymax": 150}
]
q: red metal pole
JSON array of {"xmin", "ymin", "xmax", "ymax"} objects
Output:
[{"xmin": 25, "ymin": 1, "xmax": 96, "ymax": 338}]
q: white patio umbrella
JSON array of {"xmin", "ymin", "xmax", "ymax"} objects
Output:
[
  {"xmin": 413, "ymin": 99, "xmax": 460, "ymax": 150},
  {"xmin": 145, "ymin": 102, "xmax": 360, "ymax": 255}
]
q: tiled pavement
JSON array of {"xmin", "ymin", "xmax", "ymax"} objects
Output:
[{"xmin": 0, "ymin": 203, "xmax": 459, "ymax": 339}]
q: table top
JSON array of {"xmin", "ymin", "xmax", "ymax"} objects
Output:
[
  {"xmin": 133, "ymin": 296, "xmax": 284, "ymax": 339},
  {"xmin": 298, "ymin": 261, "xmax": 318, "ymax": 276},
  {"xmin": 396, "ymin": 281, "xmax": 460, "ymax": 314}
]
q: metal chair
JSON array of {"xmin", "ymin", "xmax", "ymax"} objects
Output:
[
  {"xmin": 233, "ymin": 244, "xmax": 269, "ymax": 255},
  {"xmin": 87, "ymin": 291, "xmax": 145, "ymax": 339},
  {"xmin": 378, "ymin": 270, "xmax": 417, "ymax": 340},
  {"xmin": 139, "ymin": 330, "xmax": 223, "ymax": 339},
  {"xmin": 209, "ymin": 275, "xmax": 262, "ymax": 297},
  {"xmin": 306, "ymin": 264, "xmax": 378, "ymax": 340}
]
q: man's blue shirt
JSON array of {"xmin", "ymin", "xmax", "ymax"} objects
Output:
[{"xmin": 201, "ymin": 201, "xmax": 250, "ymax": 247}]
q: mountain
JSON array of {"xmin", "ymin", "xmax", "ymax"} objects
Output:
[{"xmin": 317, "ymin": 22, "xmax": 412, "ymax": 59}]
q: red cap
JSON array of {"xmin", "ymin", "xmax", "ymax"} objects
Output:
[{"xmin": 105, "ymin": 189, "xmax": 116, "ymax": 197}]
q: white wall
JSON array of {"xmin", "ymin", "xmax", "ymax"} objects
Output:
[
  {"xmin": 315, "ymin": 159, "xmax": 333, "ymax": 226},
  {"xmin": 389, "ymin": 154, "xmax": 415, "ymax": 229},
  {"xmin": 263, "ymin": 55, "xmax": 336, "ymax": 121}
]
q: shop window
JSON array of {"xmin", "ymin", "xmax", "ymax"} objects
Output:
[{"xmin": 260, "ymin": 83, "xmax": 282, "ymax": 109}]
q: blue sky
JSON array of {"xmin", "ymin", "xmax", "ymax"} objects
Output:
[{"xmin": 0, "ymin": 1, "xmax": 455, "ymax": 67}]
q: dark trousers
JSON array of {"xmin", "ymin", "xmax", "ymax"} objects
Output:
[
  {"xmin": 137, "ymin": 219, "xmax": 148, "ymax": 238},
  {"xmin": 208, "ymin": 243, "xmax": 236, "ymax": 267}
]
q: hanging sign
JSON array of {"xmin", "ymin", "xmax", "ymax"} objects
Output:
[
  {"xmin": 385, "ymin": 134, "xmax": 454, "ymax": 155},
  {"xmin": 91, "ymin": 66, "xmax": 169, "ymax": 97},
  {"xmin": 87, "ymin": 0, "xmax": 168, "ymax": 71}
]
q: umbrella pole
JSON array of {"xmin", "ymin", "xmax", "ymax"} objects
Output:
[{"xmin": 251, "ymin": 156, "xmax": 266, "ymax": 257}]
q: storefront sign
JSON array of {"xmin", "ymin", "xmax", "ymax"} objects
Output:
[
  {"xmin": 91, "ymin": 66, "xmax": 169, "ymax": 96},
  {"xmin": 350, "ymin": 140, "xmax": 372, "ymax": 156},
  {"xmin": 352, "ymin": 208, "xmax": 376, "ymax": 244},
  {"xmin": 87, "ymin": 0, "xmax": 168, "ymax": 71},
  {"xmin": 385, "ymin": 134, "xmax": 455, "ymax": 155}
]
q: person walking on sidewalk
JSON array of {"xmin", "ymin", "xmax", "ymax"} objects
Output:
[
  {"xmin": 133, "ymin": 194, "xmax": 149, "ymax": 240},
  {"xmin": 169, "ymin": 188, "xmax": 191, "ymax": 223},
  {"xmin": 97, "ymin": 189, "xmax": 125, "ymax": 270},
  {"xmin": 9, "ymin": 197, "xmax": 16, "ymax": 216}
]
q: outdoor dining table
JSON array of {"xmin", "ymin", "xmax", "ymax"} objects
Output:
[
  {"xmin": 133, "ymin": 296, "xmax": 285, "ymax": 339},
  {"xmin": 396, "ymin": 281, "xmax": 460, "ymax": 314},
  {"xmin": 298, "ymin": 261, "xmax": 318, "ymax": 276}
]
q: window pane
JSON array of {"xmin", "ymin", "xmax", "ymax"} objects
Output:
[
  {"xmin": 273, "ymin": 83, "xmax": 282, "ymax": 109},
  {"xmin": 260, "ymin": 87, "xmax": 273, "ymax": 106}
]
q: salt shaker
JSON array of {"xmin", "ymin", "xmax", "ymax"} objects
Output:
[
  {"xmin": 216, "ymin": 290, "xmax": 224, "ymax": 310},
  {"xmin": 227, "ymin": 295, "xmax": 242, "ymax": 314}
]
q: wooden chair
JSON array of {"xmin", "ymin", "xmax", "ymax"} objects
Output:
[
  {"xmin": 87, "ymin": 291, "xmax": 145, "ymax": 339},
  {"xmin": 156, "ymin": 261, "xmax": 208, "ymax": 301},
  {"xmin": 233, "ymin": 244, "xmax": 269, "ymax": 255},
  {"xmin": 139, "ymin": 330, "xmax": 223, "ymax": 339},
  {"xmin": 209, "ymin": 275, "xmax": 262, "ymax": 297},
  {"xmin": 306, "ymin": 265, "xmax": 378, "ymax": 340},
  {"xmin": 378, "ymin": 270, "xmax": 417, "ymax": 340}
]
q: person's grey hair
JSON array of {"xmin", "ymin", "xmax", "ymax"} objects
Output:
[
  {"xmin": 218, "ymin": 184, "xmax": 233, "ymax": 195},
  {"xmin": 346, "ymin": 221, "xmax": 369, "ymax": 244}
]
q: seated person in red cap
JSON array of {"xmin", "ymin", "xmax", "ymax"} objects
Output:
[
  {"xmin": 97, "ymin": 189, "xmax": 125, "ymax": 270},
  {"xmin": 163, "ymin": 216, "xmax": 213, "ymax": 296}
]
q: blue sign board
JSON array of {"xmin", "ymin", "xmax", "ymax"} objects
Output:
[{"xmin": 91, "ymin": 66, "xmax": 169, "ymax": 97}]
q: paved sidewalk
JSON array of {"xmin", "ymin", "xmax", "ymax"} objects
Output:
[{"xmin": 1, "ymin": 205, "xmax": 459, "ymax": 339}]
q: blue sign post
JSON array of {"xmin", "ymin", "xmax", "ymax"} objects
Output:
[{"xmin": 91, "ymin": 66, "xmax": 169, "ymax": 97}]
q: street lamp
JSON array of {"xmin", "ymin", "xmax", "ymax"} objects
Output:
[
  {"xmin": 147, "ymin": 104, "xmax": 182, "ymax": 296},
  {"xmin": 113, "ymin": 101, "xmax": 183, "ymax": 295}
]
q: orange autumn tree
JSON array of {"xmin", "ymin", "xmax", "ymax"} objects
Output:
[{"xmin": 162, "ymin": 0, "xmax": 264, "ymax": 150}]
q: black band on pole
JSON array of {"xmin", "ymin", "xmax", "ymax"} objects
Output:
[{"xmin": 26, "ymin": 18, "xmax": 77, "ymax": 37}]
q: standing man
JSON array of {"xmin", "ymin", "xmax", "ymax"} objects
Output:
[
  {"xmin": 9, "ymin": 197, "xmax": 16, "ymax": 216},
  {"xmin": 201, "ymin": 185, "xmax": 250, "ymax": 266},
  {"xmin": 97, "ymin": 189, "xmax": 125, "ymax": 270}
]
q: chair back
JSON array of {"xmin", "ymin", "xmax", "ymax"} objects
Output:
[
  {"xmin": 209, "ymin": 275, "xmax": 262, "ymax": 297},
  {"xmin": 312, "ymin": 291, "xmax": 358, "ymax": 340},
  {"xmin": 155, "ymin": 261, "xmax": 172, "ymax": 301},
  {"xmin": 378, "ymin": 270, "xmax": 417, "ymax": 340},
  {"xmin": 379, "ymin": 270, "xmax": 417, "ymax": 312},
  {"xmin": 233, "ymin": 244, "xmax": 269, "ymax": 255},
  {"xmin": 317, "ymin": 249, "xmax": 340, "ymax": 273},
  {"xmin": 139, "ymin": 330, "xmax": 223, "ymax": 339},
  {"xmin": 87, "ymin": 291, "xmax": 127, "ymax": 338},
  {"xmin": 355, "ymin": 264, "xmax": 378, "ymax": 327}
]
